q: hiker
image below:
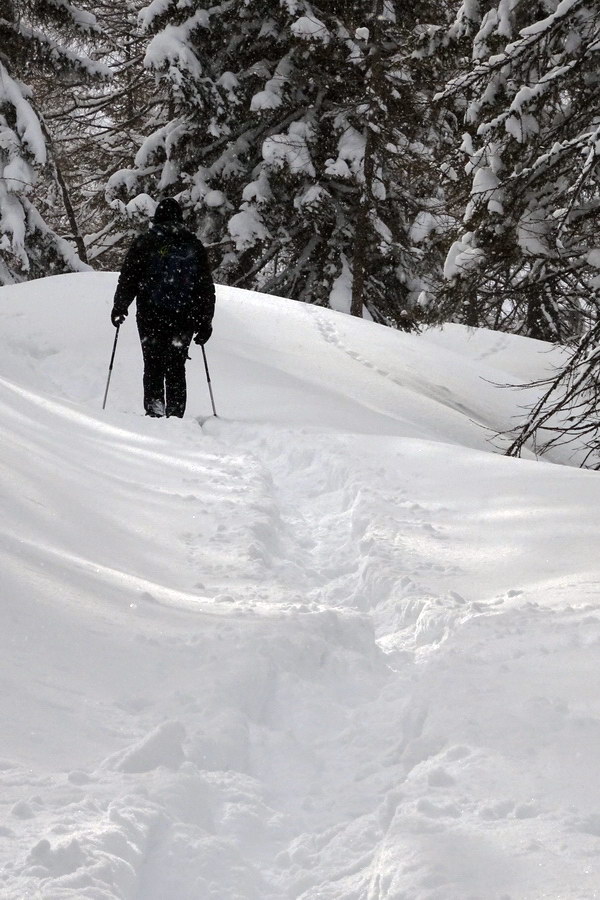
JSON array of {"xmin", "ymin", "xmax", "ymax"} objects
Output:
[{"xmin": 111, "ymin": 198, "xmax": 215, "ymax": 418}]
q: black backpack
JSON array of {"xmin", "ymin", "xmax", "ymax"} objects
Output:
[{"xmin": 144, "ymin": 232, "xmax": 200, "ymax": 318}]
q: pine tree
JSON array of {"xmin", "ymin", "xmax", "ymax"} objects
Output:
[
  {"xmin": 108, "ymin": 0, "xmax": 448, "ymax": 326},
  {"xmin": 435, "ymin": 0, "xmax": 600, "ymax": 341},
  {"xmin": 0, "ymin": 0, "xmax": 108, "ymax": 284}
]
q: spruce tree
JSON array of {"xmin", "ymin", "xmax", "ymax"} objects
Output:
[
  {"xmin": 108, "ymin": 0, "xmax": 447, "ymax": 326},
  {"xmin": 436, "ymin": 0, "xmax": 600, "ymax": 341}
]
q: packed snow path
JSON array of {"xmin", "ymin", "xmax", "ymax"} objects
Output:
[{"xmin": 1, "ymin": 274, "xmax": 600, "ymax": 899}]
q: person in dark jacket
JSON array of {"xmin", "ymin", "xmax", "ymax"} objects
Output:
[{"xmin": 111, "ymin": 198, "xmax": 215, "ymax": 418}]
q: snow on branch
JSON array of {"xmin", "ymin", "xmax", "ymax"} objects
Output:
[
  {"xmin": 444, "ymin": 232, "xmax": 485, "ymax": 280},
  {"xmin": 42, "ymin": 0, "xmax": 101, "ymax": 33},
  {"xmin": 439, "ymin": 0, "xmax": 589, "ymax": 103},
  {"xmin": 290, "ymin": 16, "xmax": 331, "ymax": 43},
  {"xmin": 263, "ymin": 122, "xmax": 316, "ymax": 176},
  {"xmin": 144, "ymin": 11, "xmax": 209, "ymax": 76},
  {"xmin": 2, "ymin": 18, "xmax": 110, "ymax": 79},
  {"xmin": 0, "ymin": 63, "xmax": 47, "ymax": 167},
  {"xmin": 251, "ymin": 57, "xmax": 292, "ymax": 113},
  {"xmin": 139, "ymin": 0, "xmax": 198, "ymax": 32},
  {"xmin": 228, "ymin": 206, "xmax": 270, "ymax": 251},
  {"xmin": 138, "ymin": 0, "xmax": 177, "ymax": 33},
  {"xmin": 26, "ymin": 202, "xmax": 91, "ymax": 273}
]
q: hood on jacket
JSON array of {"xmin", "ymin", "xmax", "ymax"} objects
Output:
[{"xmin": 153, "ymin": 198, "xmax": 184, "ymax": 226}]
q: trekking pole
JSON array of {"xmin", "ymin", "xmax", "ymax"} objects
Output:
[
  {"xmin": 201, "ymin": 344, "xmax": 218, "ymax": 417},
  {"xmin": 102, "ymin": 325, "xmax": 120, "ymax": 410}
]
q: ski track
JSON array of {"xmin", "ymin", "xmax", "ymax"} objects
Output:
[{"xmin": 2, "ymin": 280, "xmax": 600, "ymax": 898}]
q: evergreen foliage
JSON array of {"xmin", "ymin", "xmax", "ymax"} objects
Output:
[
  {"xmin": 40, "ymin": 0, "xmax": 159, "ymax": 269},
  {"xmin": 435, "ymin": 0, "xmax": 600, "ymax": 341},
  {"xmin": 108, "ymin": 0, "xmax": 449, "ymax": 326},
  {"xmin": 0, "ymin": 0, "xmax": 108, "ymax": 283}
]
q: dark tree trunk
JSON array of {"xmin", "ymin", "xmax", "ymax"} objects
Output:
[{"xmin": 54, "ymin": 156, "xmax": 89, "ymax": 265}]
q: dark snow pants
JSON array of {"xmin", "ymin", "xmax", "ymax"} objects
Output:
[{"xmin": 137, "ymin": 318, "xmax": 193, "ymax": 418}]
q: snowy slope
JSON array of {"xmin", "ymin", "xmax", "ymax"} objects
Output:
[{"xmin": 1, "ymin": 273, "xmax": 599, "ymax": 899}]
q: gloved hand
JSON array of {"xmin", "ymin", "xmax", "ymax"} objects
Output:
[
  {"xmin": 193, "ymin": 324, "xmax": 212, "ymax": 345},
  {"xmin": 111, "ymin": 309, "xmax": 126, "ymax": 327}
]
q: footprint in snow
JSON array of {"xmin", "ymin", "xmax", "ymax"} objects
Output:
[
  {"xmin": 67, "ymin": 770, "xmax": 93, "ymax": 785},
  {"xmin": 416, "ymin": 797, "xmax": 461, "ymax": 818},
  {"xmin": 427, "ymin": 767, "xmax": 456, "ymax": 787},
  {"xmin": 571, "ymin": 813, "xmax": 600, "ymax": 836},
  {"xmin": 11, "ymin": 800, "xmax": 36, "ymax": 819}
]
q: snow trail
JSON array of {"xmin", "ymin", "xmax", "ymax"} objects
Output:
[{"xmin": 1, "ymin": 274, "xmax": 600, "ymax": 898}]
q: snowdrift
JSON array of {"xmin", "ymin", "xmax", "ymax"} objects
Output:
[{"xmin": 1, "ymin": 273, "xmax": 599, "ymax": 899}]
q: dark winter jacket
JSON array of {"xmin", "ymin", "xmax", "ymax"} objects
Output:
[{"xmin": 113, "ymin": 221, "xmax": 215, "ymax": 335}]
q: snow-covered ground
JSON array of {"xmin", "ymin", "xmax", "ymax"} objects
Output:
[{"xmin": 1, "ymin": 273, "xmax": 599, "ymax": 899}]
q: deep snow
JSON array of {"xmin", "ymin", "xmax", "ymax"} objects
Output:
[{"xmin": 1, "ymin": 273, "xmax": 599, "ymax": 899}]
